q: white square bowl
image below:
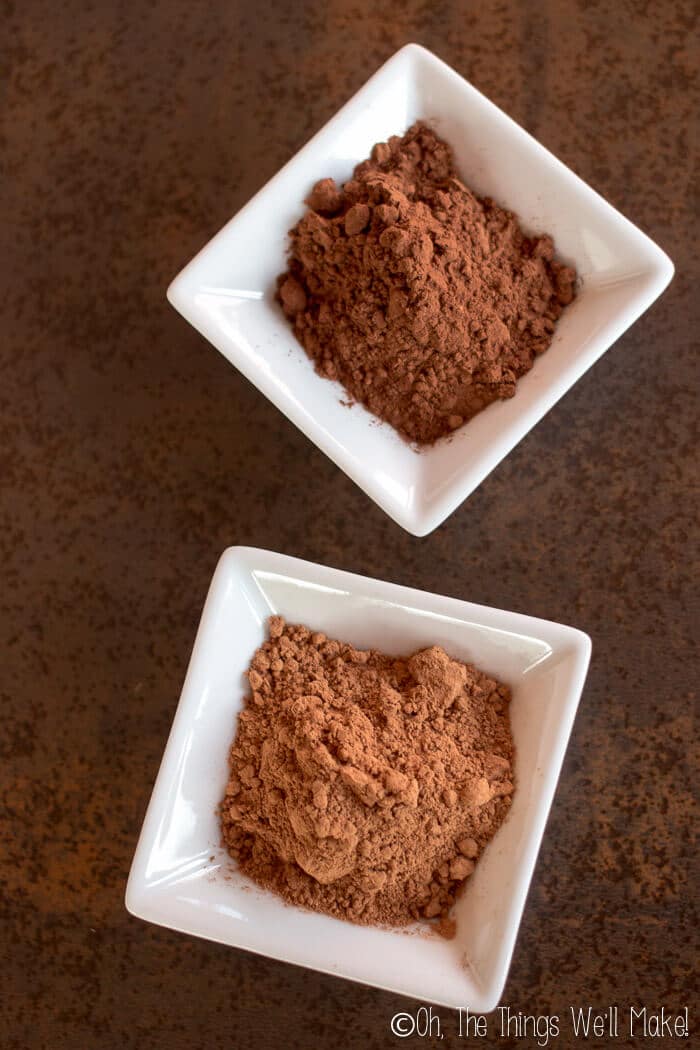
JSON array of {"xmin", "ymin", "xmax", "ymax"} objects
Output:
[
  {"xmin": 167, "ymin": 43, "xmax": 673, "ymax": 537},
  {"xmin": 126, "ymin": 546, "xmax": 591, "ymax": 1010}
]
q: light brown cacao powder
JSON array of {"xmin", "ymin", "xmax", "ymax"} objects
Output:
[{"xmin": 221, "ymin": 616, "xmax": 514, "ymax": 934}]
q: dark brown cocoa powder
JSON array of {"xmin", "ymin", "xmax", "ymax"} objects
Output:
[
  {"xmin": 221, "ymin": 617, "xmax": 514, "ymax": 933},
  {"xmin": 278, "ymin": 121, "xmax": 576, "ymax": 445}
]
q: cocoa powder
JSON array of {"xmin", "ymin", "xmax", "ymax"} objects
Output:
[
  {"xmin": 278, "ymin": 121, "xmax": 576, "ymax": 445},
  {"xmin": 221, "ymin": 616, "xmax": 514, "ymax": 933}
]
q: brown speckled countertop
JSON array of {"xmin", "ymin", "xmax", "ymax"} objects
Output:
[{"xmin": 2, "ymin": 2, "xmax": 697, "ymax": 1048}]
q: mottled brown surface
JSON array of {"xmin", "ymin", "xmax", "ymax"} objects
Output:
[{"xmin": 2, "ymin": 2, "xmax": 697, "ymax": 1048}]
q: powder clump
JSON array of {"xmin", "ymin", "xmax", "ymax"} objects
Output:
[
  {"xmin": 277, "ymin": 121, "xmax": 576, "ymax": 445},
  {"xmin": 221, "ymin": 617, "xmax": 514, "ymax": 931}
]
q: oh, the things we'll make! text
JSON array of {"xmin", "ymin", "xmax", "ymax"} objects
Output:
[{"xmin": 390, "ymin": 1003, "xmax": 690, "ymax": 1045}]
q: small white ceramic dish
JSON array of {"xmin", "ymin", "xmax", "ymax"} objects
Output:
[
  {"xmin": 167, "ymin": 43, "xmax": 673, "ymax": 537},
  {"xmin": 126, "ymin": 547, "xmax": 591, "ymax": 1010}
]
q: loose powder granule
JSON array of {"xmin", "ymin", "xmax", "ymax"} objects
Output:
[
  {"xmin": 221, "ymin": 617, "xmax": 514, "ymax": 933},
  {"xmin": 277, "ymin": 121, "xmax": 576, "ymax": 445}
]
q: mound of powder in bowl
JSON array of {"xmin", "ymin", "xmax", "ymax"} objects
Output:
[
  {"xmin": 221, "ymin": 616, "xmax": 514, "ymax": 934},
  {"xmin": 277, "ymin": 121, "xmax": 576, "ymax": 445}
]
